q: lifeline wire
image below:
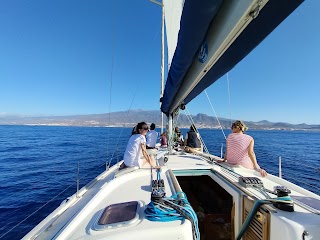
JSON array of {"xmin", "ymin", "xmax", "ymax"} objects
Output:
[{"xmin": 0, "ymin": 182, "xmax": 76, "ymax": 239}]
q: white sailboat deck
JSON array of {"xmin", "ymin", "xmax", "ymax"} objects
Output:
[
  {"xmin": 54, "ymin": 167, "xmax": 192, "ymax": 240},
  {"xmin": 24, "ymin": 149, "xmax": 320, "ymax": 240}
]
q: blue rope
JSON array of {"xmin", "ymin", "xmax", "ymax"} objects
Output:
[
  {"xmin": 144, "ymin": 201, "xmax": 185, "ymax": 222},
  {"xmin": 144, "ymin": 191, "xmax": 200, "ymax": 240},
  {"xmin": 157, "ymin": 168, "xmax": 161, "ymax": 180}
]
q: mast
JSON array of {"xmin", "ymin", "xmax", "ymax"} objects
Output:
[{"xmin": 160, "ymin": 1, "xmax": 165, "ymax": 134}]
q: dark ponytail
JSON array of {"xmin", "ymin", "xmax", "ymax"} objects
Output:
[{"xmin": 131, "ymin": 122, "xmax": 147, "ymax": 135}]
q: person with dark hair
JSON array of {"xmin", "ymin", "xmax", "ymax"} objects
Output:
[
  {"xmin": 222, "ymin": 120, "xmax": 267, "ymax": 177},
  {"xmin": 131, "ymin": 126, "xmax": 137, "ymax": 135},
  {"xmin": 160, "ymin": 132, "xmax": 167, "ymax": 147},
  {"xmin": 123, "ymin": 122, "xmax": 158, "ymax": 168},
  {"xmin": 173, "ymin": 126, "xmax": 184, "ymax": 146},
  {"xmin": 146, "ymin": 123, "xmax": 158, "ymax": 149},
  {"xmin": 184, "ymin": 124, "xmax": 202, "ymax": 153}
]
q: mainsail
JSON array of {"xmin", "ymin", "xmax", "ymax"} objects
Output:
[
  {"xmin": 162, "ymin": 0, "xmax": 184, "ymax": 67},
  {"xmin": 161, "ymin": 0, "xmax": 304, "ymax": 116}
]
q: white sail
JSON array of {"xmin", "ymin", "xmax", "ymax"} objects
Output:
[{"xmin": 163, "ymin": 0, "xmax": 184, "ymax": 66}]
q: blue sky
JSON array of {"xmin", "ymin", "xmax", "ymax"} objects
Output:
[{"xmin": 0, "ymin": 1, "xmax": 319, "ymax": 124}]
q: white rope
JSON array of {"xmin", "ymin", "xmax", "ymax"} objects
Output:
[{"xmin": 204, "ymin": 90, "xmax": 227, "ymax": 140}]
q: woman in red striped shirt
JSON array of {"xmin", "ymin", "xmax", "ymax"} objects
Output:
[{"xmin": 223, "ymin": 120, "xmax": 267, "ymax": 177}]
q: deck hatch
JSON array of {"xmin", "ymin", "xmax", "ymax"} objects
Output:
[
  {"xmin": 94, "ymin": 201, "xmax": 140, "ymax": 231},
  {"xmin": 98, "ymin": 201, "xmax": 138, "ymax": 225}
]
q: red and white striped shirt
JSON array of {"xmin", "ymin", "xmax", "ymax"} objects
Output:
[{"xmin": 226, "ymin": 133, "xmax": 254, "ymax": 169}]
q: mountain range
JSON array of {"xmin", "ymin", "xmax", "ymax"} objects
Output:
[{"xmin": 0, "ymin": 110, "xmax": 319, "ymax": 130}]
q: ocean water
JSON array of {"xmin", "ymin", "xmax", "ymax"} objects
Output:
[{"xmin": 0, "ymin": 125, "xmax": 319, "ymax": 239}]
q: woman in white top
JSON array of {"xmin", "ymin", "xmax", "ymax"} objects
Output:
[{"xmin": 123, "ymin": 122, "xmax": 158, "ymax": 168}]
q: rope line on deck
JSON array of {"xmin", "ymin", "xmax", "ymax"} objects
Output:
[{"xmin": 145, "ymin": 191, "xmax": 200, "ymax": 240}]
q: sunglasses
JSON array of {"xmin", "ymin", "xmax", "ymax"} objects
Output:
[{"xmin": 142, "ymin": 127, "xmax": 149, "ymax": 130}]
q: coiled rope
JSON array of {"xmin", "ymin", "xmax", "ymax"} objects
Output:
[{"xmin": 144, "ymin": 191, "xmax": 200, "ymax": 240}]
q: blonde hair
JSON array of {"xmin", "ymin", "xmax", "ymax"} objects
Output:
[{"xmin": 232, "ymin": 120, "xmax": 248, "ymax": 132}]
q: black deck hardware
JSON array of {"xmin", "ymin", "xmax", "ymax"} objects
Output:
[
  {"xmin": 238, "ymin": 177, "xmax": 264, "ymax": 188},
  {"xmin": 273, "ymin": 186, "xmax": 294, "ymax": 212},
  {"xmin": 151, "ymin": 179, "xmax": 166, "ymax": 201}
]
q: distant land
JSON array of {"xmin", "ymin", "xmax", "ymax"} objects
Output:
[{"xmin": 0, "ymin": 110, "xmax": 319, "ymax": 130}]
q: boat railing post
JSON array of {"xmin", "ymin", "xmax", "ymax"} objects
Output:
[
  {"xmin": 106, "ymin": 160, "xmax": 109, "ymax": 171},
  {"xmin": 76, "ymin": 162, "xmax": 80, "ymax": 198},
  {"xmin": 221, "ymin": 143, "xmax": 223, "ymax": 158},
  {"xmin": 279, "ymin": 156, "xmax": 282, "ymax": 178}
]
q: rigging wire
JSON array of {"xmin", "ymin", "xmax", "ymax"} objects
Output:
[
  {"xmin": 4, "ymin": 8, "xmax": 123, "ymax": 229},
  {"xmin": 204, "ymin": 90, "xmax": 227, "ymax": 140},
  {"xmin": 105, "ymin": 6, "xmax": 163, "ymax": 167},
  {"xmin": 4, "ymin": 6, "xmax": 125, "ymax": 228},
  {"xmin": 184, "ymin": 106, "xmax": 209, "ymax": 154},
  {"xmin": 187, "ymin": 110, "xmax": 209, "ymax": 154},
  {"xmin": 107, "ymin": 0, "xmax": 117, "ymax": 160},
  {"xmin": 1, "ymin": 154, "xmax": 118, "ymax": 238},
  {"xmin": 227, "ymin": 72, "xmax": 232, "ymax": 126},
  {"xmin": 0, "ymin": 181, "xmax": 77, "ymax": 239},
  {"xmin": 106, "ymin": 72, "xmax": 147, "ymax": 168},
  {"xmin": 1, "ymin": 153, "xmax": 121, "ymax": 237}
]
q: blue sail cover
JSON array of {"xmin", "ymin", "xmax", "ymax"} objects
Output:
[{"xmin": 161, "ymin": 0, "xmax": 304, "ymax": 115}]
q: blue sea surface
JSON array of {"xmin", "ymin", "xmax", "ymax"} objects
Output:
[{"xmin": 0, "ymin": 125, "xmax": 319, "ymax": 239}]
